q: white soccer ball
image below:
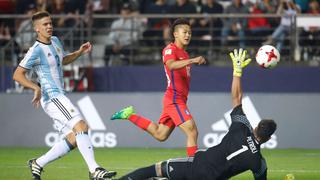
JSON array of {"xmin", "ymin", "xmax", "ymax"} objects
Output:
[{"xmin": 255, "ymin": 45, "xmax": 280, "ymax": 69}]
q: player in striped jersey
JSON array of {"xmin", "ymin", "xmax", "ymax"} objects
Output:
[
  {"xmin": 117, "ymin": 49, "xmax": 277, "ymax": 180},
  {"xmin": 111, "ymin": 18, "xmax": 206, "ymax": 157},
  {"xmin": 13, "ymin": 11, "xmax": 116, "ymax": 180}
]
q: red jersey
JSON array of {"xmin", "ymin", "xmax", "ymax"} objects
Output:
[{"xmin": 162, "ymin": 43, "xmax": 191, "ymax": 103}]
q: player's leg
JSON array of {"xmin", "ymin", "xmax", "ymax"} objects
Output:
[
  {"xmin": 28, "ymin": 134, "xmax": 75, "ymax": 179},
  {"xmin": 142, "ymin": 110, "xmax": 175, "ymax": 141},
  {"xmin": 146, "ymin": 122, "xmax": 175, "ymax": 142},
  {"xmin": 118, "ymin": 163, "xmax": 159, "ymax": 180},
  {"xmin": 119, "ymin": 157, "xmax": 193, "ymax": 180},
  {"xmin": 28, "ymin": 101, "xmax": 78, "ymax": 180},
  {"xmin": 111, "ymin": 106, "xmax": 175, "ymax": 141},
  {"xmin": 47, "ymin": 95, "xmax": 116, "ymax": 179},
  {"xmin": 71, "ymin": 118, "xmax": 116, "ymax": 179},
  {"xmin": 29, "ymin": 126, "xmax": 76, "ymax": 179},
  {"xmin": 164, "ymin": 157, "xmax": 193, "ymax": 180},
  {"xmin": 179, "ymin": 119, "xmax": 198, "ymax": 157},
  {"xmin": 35, "ymin": 122, "xmax": 76, "ymax": 166},
  {"xmin": 168, "ymin": 104, "xmax": 198, "ymax": 156},
  {"xmin": 111, "ymin": 106, "xmax": 151, "ymax": 130}
]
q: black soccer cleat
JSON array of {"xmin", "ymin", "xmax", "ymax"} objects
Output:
[
  {"xmin": 89, "ymin": 167, "xmax": 117, "ymax": 180},
  {"xmin": 28, "ymin": 158, "xmax": 43, "ymax": 180}
]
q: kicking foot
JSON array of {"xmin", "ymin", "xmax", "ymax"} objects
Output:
[
  {"xmin": 28, "ymin": 158, "xmax": 43, "ymax": 180},
  {"xmin": 89, "ymin": 167, "xmax": 117, "ymax": 180},
  {"xmin": 110, "ymin": 106, "xmax": 135, "ymax": 120}
]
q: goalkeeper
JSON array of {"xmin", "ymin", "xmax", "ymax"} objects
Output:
[{"xmin": 117, "ymin": 49, "xmax": 277, "ymax": 180}]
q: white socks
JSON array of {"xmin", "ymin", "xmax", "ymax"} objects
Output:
[
  {"xmin": 35, "ymin": 132, "xmax": 99, "ymax": 173},
  {"xmin": 75, "ymin": 132, "xmax": 99, "ymax": 173},
  {"xmin": 36, "ymin": 139, "xmax": 71, "ymax": 167}
]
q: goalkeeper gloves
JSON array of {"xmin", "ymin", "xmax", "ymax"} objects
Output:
[{"xmin": 229, "ymin": 48, "xmax": 252, "ymax": 77}]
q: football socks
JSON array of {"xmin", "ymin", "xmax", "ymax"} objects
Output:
[{"xmin": 76, "ymin": 132, "xmax": 99, "ymax": 173}]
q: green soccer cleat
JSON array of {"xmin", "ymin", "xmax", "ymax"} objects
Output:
[{"xmin": 110, "ymin": 106, "xmax": 135, "ymax": 120}]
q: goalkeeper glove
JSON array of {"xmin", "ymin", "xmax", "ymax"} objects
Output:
[{"xmin": 229, "ymin": 48, "xmax": 252, "ymax": 77}]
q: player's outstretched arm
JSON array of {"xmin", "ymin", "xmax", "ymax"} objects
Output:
[
  {"xmin": 231, "ymin": 75, "xmax": 242, "ymax": 108},
  {"xmin": 13, "ymin": 66, "xmax": 41, "ymax": 108},
  {"xmin": 165, "ymin": 56, "xmax": 206, "ymax": 70},
  {"xmin": 230, "ymin": 49, "xmax": 251, "ymax": 108},
  {"xmin": 62, "ymin": 42, "xmax": 92, "ymax": 65}
]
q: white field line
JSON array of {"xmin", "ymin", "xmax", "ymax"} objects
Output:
[{"xmin": 269, "ymin": 169, "xmax": 320, "ymax": 173}]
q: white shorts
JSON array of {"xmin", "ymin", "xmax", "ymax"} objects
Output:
[{"xmin": 41, "ymin": 94, "xmax": 84, "ymax": 136}]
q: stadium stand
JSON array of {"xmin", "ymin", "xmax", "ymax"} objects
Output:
[{"xmin": 1, "ymin": 0, "xmax": 320, "ymax": 92}]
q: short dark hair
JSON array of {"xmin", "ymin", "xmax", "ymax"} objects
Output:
[
  {"xmin": 256, "ymin": 119, "xmax": 277, "ymax": 143},
  {"xmin": 32, "ymin": 11, "xmax": 50, "ymax": 24},
  {"xmin": 170, "ymin": 18, "xmax": 191, "ymax": 41}
]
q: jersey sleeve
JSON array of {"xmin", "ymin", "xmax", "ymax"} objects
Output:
[
  {"xmin": 252, "ymin": 157, "xmax": 267, "ymax": 180},
  {"xmin": 19, "ymin": 46, "xmax": 39, "ymax": 70},
  {"xmin": 163, "ymin": 47, "xmax": 176, "ymax": 64},
  {"xmin": 230, "ymin": 104, "xmax": 253, "ymax": 131}
]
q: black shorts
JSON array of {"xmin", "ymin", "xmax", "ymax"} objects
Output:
[{"xmin": 165, "ymin": 157, "xmax": 193, "ymax": 180}]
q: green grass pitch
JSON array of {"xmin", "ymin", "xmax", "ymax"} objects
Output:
[{"xmin": 0, "ymin": 147, "xmax": 319, "ymax": 179}]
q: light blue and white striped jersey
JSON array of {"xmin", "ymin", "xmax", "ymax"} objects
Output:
[{"xmin": 19, "ymin": 36, "xmax": 66, "ymax": 102}]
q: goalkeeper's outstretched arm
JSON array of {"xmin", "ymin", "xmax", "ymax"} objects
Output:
[
  {"xmin": 231, "ymin": 76, "xmax": 242, "ymax": 108},
  {"xmin": 229, "ymin": 49, "xmax": 251, "ymax": 108}
]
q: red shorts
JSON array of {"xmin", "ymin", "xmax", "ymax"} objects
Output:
[{"xmin": 158, "ymin": 102, "xmax": 193, "ymax": 128}]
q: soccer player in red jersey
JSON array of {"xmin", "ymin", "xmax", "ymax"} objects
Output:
[{"xmin": 111, "ymin": 18, "xmax": 206, "ymax": 156}]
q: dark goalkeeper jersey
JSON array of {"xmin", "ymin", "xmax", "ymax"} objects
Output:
[{"xmin": 190, "ymin": 105, "xmax": 267, "ymax": 180}]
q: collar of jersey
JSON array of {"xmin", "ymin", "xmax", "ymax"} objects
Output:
[{"xmin": 36, "ymin": 39, "xmax": 52, "ymax": 45}]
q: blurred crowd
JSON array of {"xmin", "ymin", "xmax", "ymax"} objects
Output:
[{"xmin": 1, "ymin": 0, "xmax": 320, "ymax": 65}]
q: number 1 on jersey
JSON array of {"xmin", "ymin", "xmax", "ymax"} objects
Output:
[{"xmin": 226, "ymin": 145, "xmax": 249, "ymax": 160}]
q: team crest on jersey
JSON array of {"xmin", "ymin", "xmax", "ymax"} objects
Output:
[
  {"xmin": 47, "ymin": 52, "xmax": 52, "ymax": 57},
  {"xmin": 70, "ymin": 109, "xmax": 75, "ymax": 113},
  {"xmin": 56, "ymin": 47, "xmax": 61, "ymax": 53},
  {"xmin": 165, "ymin": 49, "xmax": 172, "ymax": 55}
]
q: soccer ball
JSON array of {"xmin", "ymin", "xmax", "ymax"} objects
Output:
[
  {"xmin": 255, "ymin": 45, "xmax": 280, "ymax": 69},
  {"xmin": 284, "ymin": 174, "xmax": 295, "ymax": 180}
]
